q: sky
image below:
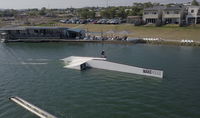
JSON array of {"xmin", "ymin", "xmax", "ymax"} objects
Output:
[{"xmin": 0, "ymin": 0, "xmax": 197, "ymax": 9}]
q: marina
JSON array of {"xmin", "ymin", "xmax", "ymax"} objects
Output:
[{"xmin": 0, "ymin": 0, "xmax": 200, "ymax": 118}]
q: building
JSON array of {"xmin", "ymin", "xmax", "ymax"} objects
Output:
[
  {"xmin": 186, "ymin": 6, "xmax": 200, "ymax": 24},
  {"xmin": 95, "ymin": 12, "xmax": 101, "ymax": 18},
  {"xmin": 0, "ymin": 26, "xmax": 85, "ymax": 42},
  {"xmin": 143, "ymin": 5, "xmax": 187, "ymax": 24},
  {"xmin": 162, "ymin": 5, "xmax": 185, "ymax": 24},
  {"xmin": 127, "ymin": 16, "xmax": 142, "ymax": 24},
  {"xmin": 143, "ymin": 6, "xmax": 166, "ymax": 23},
  {"xmin": 183, "ymin": 2, "xmax": 192, "ymax": 6}
]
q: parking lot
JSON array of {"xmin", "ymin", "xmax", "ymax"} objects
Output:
[{"xmin": 59, "ymin": 18, "xmax": 125, "ymax": 24}]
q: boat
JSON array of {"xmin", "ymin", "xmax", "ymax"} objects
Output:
[{"xmin": 62, "ymin": 56, "xmax": 164, "ymax": 78}]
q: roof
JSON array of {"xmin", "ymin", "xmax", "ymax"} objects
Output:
[
  {"xmin": 0, "ymin": 26, "xmax": 26, "ymax": 31},
  {"xmin": 144, "ymin": 6, "xmax": 166, "ymax": 11},
  {"xmin": 187, "ymin": 6, "xmax": 200, "ymax": 9},
  {"xmin": 144, "ymin": 5, "xmax": 185, "ymax": 11},
  {"xmin": 164, "ymin": 5, "xmax": 184, "ymax": 10},
  {"xmin": 0, "ymin": 26, "xmax": 85, "ymax": 33},
  {"xmin": 27, "ymin": 26, "xmax": 68, "ymax": 30},
  {"xmin": 0, "ymin": 26, "xmax": 69, "ymax": 31},
  {"xmin": 67, "ymin": 28, "xmax": 85, "ymax": 33}
]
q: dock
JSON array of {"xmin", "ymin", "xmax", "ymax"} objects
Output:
[{"xmin": 9, "ymin": 96, "xmax": 57, "ymax": 118}]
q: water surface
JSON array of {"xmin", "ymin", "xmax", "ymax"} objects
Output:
[{"xmin": 0, "ymin": 43, "xmax": 200, "ymax": 118}]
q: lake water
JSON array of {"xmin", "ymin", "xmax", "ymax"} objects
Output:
[{"xmin": 0, "ymin": 43, "xmax": 200, "ymax": 118}]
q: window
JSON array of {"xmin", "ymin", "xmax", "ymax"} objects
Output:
[
  {"xmin": 174, "ymin": 11, "xmax": 179, "ymax": 14},
  {"xmin": 34, "ymin": 30, "xmax": 38, "ymax": 33},
  {"xmin": 191, "ymin": 10, "xmax": 194, "ymax": 13},
  {"xmin": 198, "ymin": 9, "xmax": 200, "ymax": 15}
]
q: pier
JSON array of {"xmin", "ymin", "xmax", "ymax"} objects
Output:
[{"xmin": 9, "ymin": 96, "xmax": 57, "ymax": 118}]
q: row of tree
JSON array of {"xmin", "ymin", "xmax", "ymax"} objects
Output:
[
  {"xmin": 77, "ymin": 2, "xmax": 157, "ymax": 19},
  {"xmin": 0, "ymin": 0, "xmax": 199, "ymax": 18},
  {"xmin": 77, "ymin": 8, "xmax": 95, "ymax": 19},
  {"xmin": 0, "ymin": 2, "xmax": 154, "ymax": 18},
  {"xmin": 70, "ymin": 0, "xmax": 200, "ymax": 19},
  {"xmin": 0, "ymin": 9, "xmax": 17, "ymax": 17}
]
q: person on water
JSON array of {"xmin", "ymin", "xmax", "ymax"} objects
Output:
[{"xmin": 101, "ymin": 50, "xmax": 106, "ymax": 58}]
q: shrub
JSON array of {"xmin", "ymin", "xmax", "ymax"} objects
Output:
[
  {"xmin": 134, "ymin": 20, "xmax": 143, "ymax": 26},
  {"xmin": 155, "ymin": 20, "xmax": 162, "ymax": 27}
]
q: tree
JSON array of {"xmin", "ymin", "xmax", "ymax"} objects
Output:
[
  {"xmin": 134, "ymin": 20, "xmax": 143, "ymax": 26},
  {"xmin": 39, "ymin": 7, "xmax": 47, "ymax": 16},
  {"xmin": 166, "ymin": 3, "xmax": 175, "ymax": 7},
  {"xmin": 1, "ymin": 9, "xmax": 17, "ymax": 17},
  {"xmin": 144, "ymin": 2, "xmax": 153, "ymax": 8},
  {"xmin": 108, "ymin": 7, "xmax": 117, "ymax": 18},
  {"xmin": 0, "ymin": 12, "xmax": 2, "ymax": 17},
  {"xmin": 77, "ymin": 8, "xmax": 95, "ymax": 19},
  {"xmin": 155, "ymin": 19, "xmax": 162, "ymax": 27},
  {"xmin": 100, "ymin": 10, "xmax": 110, "ymax": 18},
  {"xmin": 191, "ymin": 0, "xmax": 199, "ymax": 6},
  {"xmin": 131, "ymin": 7, "xmax": 143, "ymax": 16},
  {"xmin": 88, "ymin": 11, "xmax": 95, "ymax": 19},
  {"xmin": 100, "ymin": 7, "xmax": 117, "ymax": 18},
  {"xmin": 116, "ymin": 8, "xmax": 127, "ymax": 18}
]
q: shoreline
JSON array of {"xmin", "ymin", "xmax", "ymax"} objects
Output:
[{"xmin": 3, "ymin": 39, "xmax": 200, "ymax": 47}]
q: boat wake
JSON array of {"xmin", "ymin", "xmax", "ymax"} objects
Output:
[
  {"xmin": 20, "ymin": 58, "xmax": 50, "ymax": 65},
  {"xmin": 27, "ymin": 58, "xmax": 50, "ymax": 61},
  {"xmin": 21, "ymin": 62, "xmax": 48, "ymax": 65}
]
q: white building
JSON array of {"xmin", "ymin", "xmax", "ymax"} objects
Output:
[
  {"xmin": 162, "ymin": 5, "xmax": 185, "ymax": 24},
  {"xmin": 143, "ymin": 5, "xmax": 185, "ymax": 24},
  {"xmin": 186, "ymin": 6, "xmax": 200, "ymax": 24},
  {"xmin": 143, "ymin": 6, "xmax": 166, "ymax": 23}
]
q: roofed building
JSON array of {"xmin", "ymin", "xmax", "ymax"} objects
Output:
[
  {"xmin": 143, "ymin": 6, "xmax": 166, "ymax": 24},
  {"xmin": 127, "ymin": 16, "xmax": 142, "ymax": 24},
  {"xmin": 0, "ymin": 26, "xmax": 85, "ymax": 42},
  {"xmin": 162, "ymin": 5, "xmax": 186, "ymax": 24},
  {"xmin": 186, "ymin": 6, "xmax": 200, "ymax": 24},
  {"xmin": 143, "ymin": 5, "xmax": 187, "ymax": 25}
]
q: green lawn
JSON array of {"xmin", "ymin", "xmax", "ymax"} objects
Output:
[{"xmin": 40, "ymin": 23, "xmax": 200, "ymax": 41}]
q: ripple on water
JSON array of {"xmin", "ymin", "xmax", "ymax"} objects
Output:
[{"xmin": 0, "ymin": 43, "xmax": 200, "ymax": 118}]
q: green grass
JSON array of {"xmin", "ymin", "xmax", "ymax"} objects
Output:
[{"xmin": 37, "ymin": 23, "xmax": 200, "ymax": 41}]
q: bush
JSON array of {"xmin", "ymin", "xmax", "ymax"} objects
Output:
[
  {"xmin": 134, "ymin": 20, "xmax": 143, "ymax": 26},
  {"xmin": 179, "ymin": 21, "xmax": 187, "ymax": 27},
  {"xmin": 155, "ymin": 19, "xmax": 162, "ymax": 27}
]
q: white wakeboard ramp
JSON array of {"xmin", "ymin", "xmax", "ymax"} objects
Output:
[{"xmin": 62, "ymin": 56, "xmax": 164, "ymax": 78}]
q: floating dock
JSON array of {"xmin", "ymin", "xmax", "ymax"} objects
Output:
[
  {"xmin": 9, "ymin": 96, "xmax": 57, "ymax": 118},
  {"xmin": 62, "ymin": 56, "xmax": 164, "ymax": 78}
]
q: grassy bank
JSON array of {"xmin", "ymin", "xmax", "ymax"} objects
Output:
[{"xmin": 54, "ymin": 23, "xmax": 200, "ymax": 41}]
